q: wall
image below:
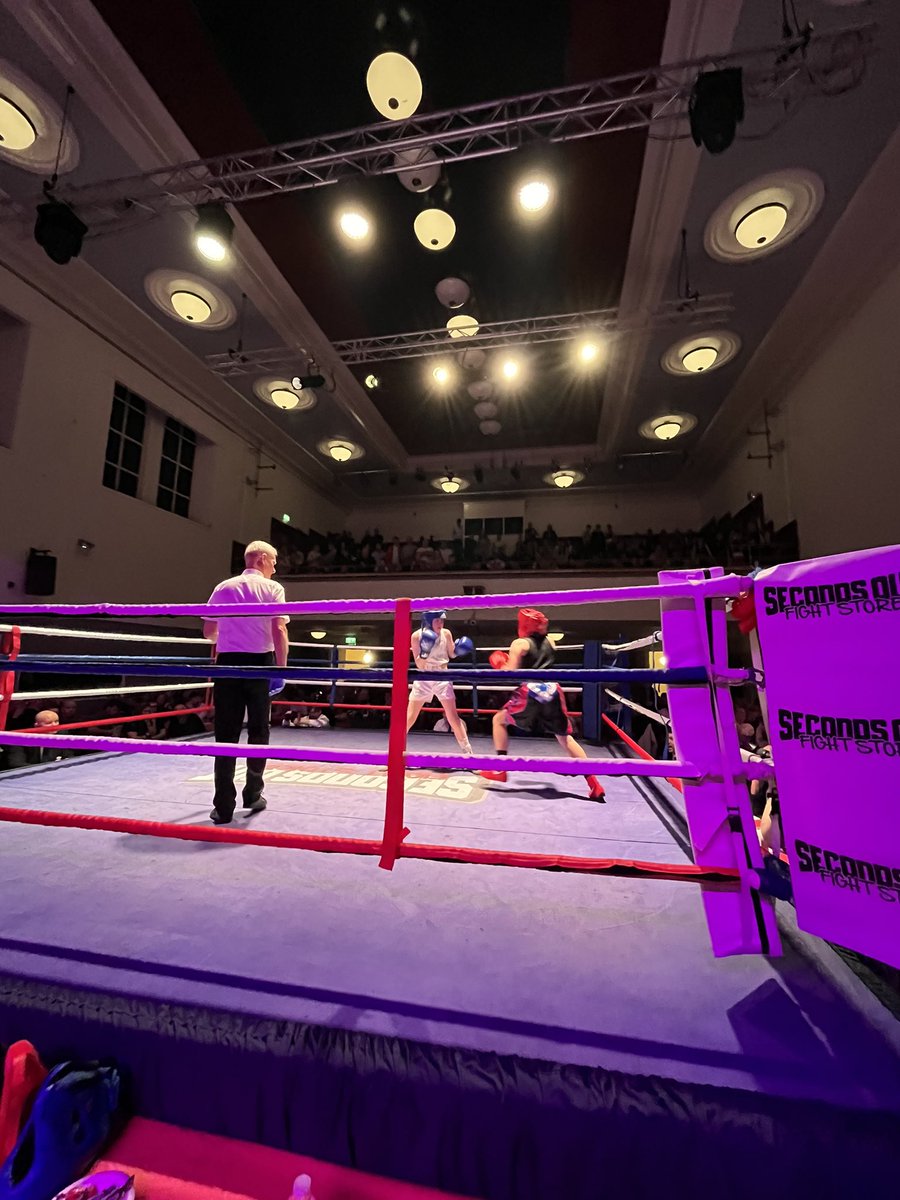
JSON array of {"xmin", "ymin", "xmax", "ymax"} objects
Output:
[
  {"xmin": 342, "ymin": 488, "xmax": 703, "ymax": 541},
  {"xmin": 0, "ymin": 263, "xmax": 347, "ymax": 604},
  {"xmin": 704, "ymin": 258, "xmax": 900, "ymax": 558}
]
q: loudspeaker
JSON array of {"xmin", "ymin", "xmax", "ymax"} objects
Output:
[{"xmin": 26, "ymin": 549, "xmax": 57, "ymax": 595}]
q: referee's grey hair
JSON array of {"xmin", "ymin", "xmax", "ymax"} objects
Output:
[{"xmin": 244, "ymin": 540, "xmax": 277, "ymax": 566}]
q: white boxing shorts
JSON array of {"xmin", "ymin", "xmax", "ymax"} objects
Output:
[{"xmin": 410, "ymin": 678, "xmax": 457, "ymax": 704}]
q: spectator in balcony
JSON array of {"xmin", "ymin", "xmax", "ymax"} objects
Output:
[
  {"xmin": 543, "ymin": 523, "xmax": 558, "ymax": 543},
  {"xmin": 400, "ymin": 536, "xmax": 417, "ymax": 571}
]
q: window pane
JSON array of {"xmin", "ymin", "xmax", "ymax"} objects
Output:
[
  {"xmin": 113, "ymin": 382, "xmax": 127, "ymax": 402},
  {"xmin": 125, "ymin": 405, "xmax": 145, "ymax": 441},
  {"xmin": 110, "ymin": 397, "xmax": 124, "ymax": 431},
  {"xmin": 174, "ymin": 493, "xmax": 190, "ymax": 518},
  {"xmin": 162, "ymin": 427, "xmax": 178, "ymax": 459},
  {"xmin": 464, "ymin": 519, "xmax": 482, "ymax": 536},
  {"xmin": 119, "ymin": 471, "xmax": 138, "ymax": 497},
  {"xmin": 159, "ymin": 458, "xmax": 175, "ymax": 488},
  {"xmin": 484, "ymin": 517, "xmax": 503, "ymax": 536},
  {"xmin": 504, "ymin": 516, "xmax": 523, "ymax": 536},
  {"xmin": 176, "ymin": 466, "xmax": 192, "ymax": 496},
  {"xmin": 121, "ymin": 439, "xmax": 141, "ymax": 473},
  {"xmin": 105, "ymin": 431, "xmax": 121, "ymax": 465},
  {"xmin": 157, "ymin": 486, "xmax": 172, "ymax": 511},
  {"xmin": 102, "ymin": 463, "xmax": 117, "ymax": 490},
  {"xmin": 180, "ymin": 439, "xmax": 195, "ymax": 468}
]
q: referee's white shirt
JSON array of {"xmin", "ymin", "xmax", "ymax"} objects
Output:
[{"xmin": 207, "ymin": 568, "xmax": 289, "ymax": 654}]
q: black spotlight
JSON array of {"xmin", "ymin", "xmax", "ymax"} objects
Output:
[
  {"xmin": 34, "ymin": 199, "xmax": 87, "ymax": 265},
  {"xmin": 689, "ymin": 68, "xmax": 744, "ymax": 155},
  {"xmin": 194, "ymin": 202, "xmax": 234, "ymax": 261},
  {"xmin": 290, "ymin": 374, "xmax": 327, "ymax": 390}
]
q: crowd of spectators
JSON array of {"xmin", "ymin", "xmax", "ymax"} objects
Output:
[
  {"xmin": 271, "ymin": 508, "xmax": 795, "ymax": 578},
  {"xmin": 0, "ymin": 692, "xmax": 212, "ymax": 771}
]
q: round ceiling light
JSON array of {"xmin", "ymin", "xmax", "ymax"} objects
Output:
[
  {"xmin": 145, "ymin": 270, "xmax": 236, "ymax": 331},
  {"xmin": 576, "ymin": 338, "xmax": 602, "ymax": 365},
  {"xmin": 414, "ymin": 208, "xmax": 456, "ymax": 251},
  {"xmin": 254, "ymin": 378, "xmax": 317, "ymax": 412},
  {"xmin": 432, "ymin": 363, "xmax": 453, "ymax": 385},
  {"xmin": 318, "ymin": 438, "xmax": 363, "ymax": 463},
  {"xmin": 447, "ymin": 314, "xmax": 479, "ymax": 339},
  {"xmin": 639, "ymin": 413, "xmax": 698, "ymax": 442},
  {"xmin": 432, "ymin": 474, "xmax": 467, "ymax": 494},
  {"xmin": 0, "ymin": 62, "xmax": 80, "ymax": 174},
  {"xmin": 366, "ymin": 52, "xmax": 423, "ymax": 120},
  {"xmin": 309, "ymin": 629, "xmax": 328, "ymax": 640},
  {"xmin": 681, "ymin": 345, "xmax": 718, "ymax": 373},
  {"xmin": 170, "ymin": 290, "xmax": 212, "ymax": 323},
  {"xmin": 734, "ymin": 203, "xmax": 788, "ymax": 249},
  {"xmin": 479, "ymin": 420, "xmax": 502, "ymax": 436},
  {"xmin": 467, "ymin": 379, "xmax": 493, "ymax": 401},
  {"xmin": 460, "ymin": 347, "xmax": 487, "ymax": 371},
  {"xmin": 271, "ymin": 388, "xmax": 301, "ymax": 410},
  {"xmin": 517, "ymin": 174, "xmax": 553, "ymax": 215},
  {"xmin": 473, "ymin": 400, "xmax": 497, "ymax": 419},
  {"xmin": 705, "ymin": 170, "xmax": 824, "ymax": 263},
  {"xmin": 435, "ymin": 276, "xmax": 470, "ymax": 309},
  {"xmin": 393, "ymin": 146, "xmax": 440, "ymax": 193},
  {"xmin": 542, "ymin": 468, "xmax": 585, "ymax": 489},
  {"xmin": 500, "ymin": 358, "xmax": 520, "ymax": 380},
  {"xmin": 364, "ymin": 373, "xmax": 379, "ymax": 389},
  {"xmin": 661, "ymin": 331, "xmax": 740, "ymax": 377},
  {"xmin": 339, "ymin": 209, "xmax": 371, "ymax": 242},
  {"xmin": 0, "ymin": 94, "xmax": 36, "ymax": 150}
]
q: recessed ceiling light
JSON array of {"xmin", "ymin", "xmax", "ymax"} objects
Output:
[
  {"xmin": 447, "ymin": 314, "xmax": 479, "ymax": 339},
  {"xmin": 339, "ymin": 209, "xmax": 371, "ymax": 242},
  {"xmin": 553, "ymin": 471, "xmax": 574, "ymax": 488},
  {"xmin": 365, "ymin": 52, "xmax": 422, "ymax": 120},
  {"xmin": 681, "ymin": 346, "xmax": 718, "ymax": 373},
  {"xmin": 170, "ymin": 291, "xmax": 212, "ymax": 323},
  {"xmin": 330, "ymin": 443, "xmax": 353, "ymax": 462},
  {"xmin": 310, "ymin": 629, "xmax": 328, "ymax": 640},
  {"xmin": 0, "ymin": 94, "xmax": 37, "ymax": 150},
  {"xmin": 414, "ymin": 208, "xmax": 456, "ymax": 251},
  {"xmin": 364, "ymin": 373, "xmax": 380, "ymax": 389},
  {"xmin": 271, "ymin": 388, "xmax": 301, "ymax": 410},
  {"xmin": 734, "ymin": 203, "xmax": 788, "ymax": 249},
  {"xmin": 639, "ymin": 413, "xmax": 698, "ymax": 442},
  {"xmin": 542, "ymin": 468, "xmax": 585, "ymax": 489},
  {"xmin": 661, "ymin": 331, "xmax": 740, "ymax": 377}
]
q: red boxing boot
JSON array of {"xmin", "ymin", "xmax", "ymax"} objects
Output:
[
  {"xmin": 0, "ymin": 1040, "xmax": 48, "ymax": 1164},
  {"xmin": 586, "ymin": 775, "xmax": 606, "ymax": 803},
  {"xmin": 478, "ymin": 770, "xmax": 508, "ymax": 783}
]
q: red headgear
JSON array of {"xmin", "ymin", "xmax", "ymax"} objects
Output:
[{"xmin": 518, "ymin": 608, "xmax": 548, "ymax": 638}]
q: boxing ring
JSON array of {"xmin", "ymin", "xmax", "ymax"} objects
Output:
[{"xmin": 0, "ymin": 572, "xmax": 899, "ymax": 1200}]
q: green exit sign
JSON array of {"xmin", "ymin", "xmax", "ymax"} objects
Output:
[{"xmin": 344, "ymin": 635, "xmax": 357, "ymax": 646}]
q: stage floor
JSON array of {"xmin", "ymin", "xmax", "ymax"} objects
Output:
[{"xmin": 1, "ymin": 728, "xmax": 899, "ymax": 1111}]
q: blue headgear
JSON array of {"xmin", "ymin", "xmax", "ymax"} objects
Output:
[{"xmin": 421, "ymin": 610, "xmax": 446, "ymax": 632}]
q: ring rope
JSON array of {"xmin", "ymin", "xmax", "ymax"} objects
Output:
[
  {"xmin": 605, "ymin": 687, "xmax": 670, "ymax": 726},
  {"xmin": 0, "ymin": 806, "xmax": 739, "ymax": 883},
  {"xmin": 11, "ymin": 681, "xmax": 204, "ymax": 702},
  {"xmin": 0, "ymin": 574, "xmax": 755, "ymax": 621},
  {"xmin": 601, "ymin": 631, "xmax": 662, "ymax": 652}
]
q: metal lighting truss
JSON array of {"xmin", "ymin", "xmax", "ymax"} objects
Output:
[
  {"xmin": 205, "ymin": 294, "xmax": 734, "ymax": 376},
  {"xmin": 0, "ymin": 23, "xmax": 872, "ymax": 234}
]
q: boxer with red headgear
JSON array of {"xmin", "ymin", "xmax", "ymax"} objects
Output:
[
  {"xmin": 480, "ymin": 609, "xmax": 605, "ymax": 801},
  {"xmin": 407, "ymin": 609, "xmax": 474, "ymax": 758}
]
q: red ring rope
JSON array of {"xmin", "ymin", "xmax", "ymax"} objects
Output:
[{"xmin": 602, "ymin": 712, "xmax": 683, "ymax": 793}]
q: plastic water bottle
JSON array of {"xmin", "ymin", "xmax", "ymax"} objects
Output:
[{"xmin": 292, "ymin": 1174, "xmax": 314, "ymax": 1199}]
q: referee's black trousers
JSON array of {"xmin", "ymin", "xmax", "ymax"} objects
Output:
[{"xmin": 212, "ymin": 651, "xmax": 273, "ymax": 819}]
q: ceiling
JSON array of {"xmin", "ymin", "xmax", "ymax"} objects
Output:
[{"xmin": 1, "ymin": 0, "xmax": 898, "ymax": 504}]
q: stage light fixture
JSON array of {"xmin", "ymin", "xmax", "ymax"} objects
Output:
[
  {"xmin": 688, "ymin": 68, "xmax": 744, "ymax": 154},
  {"xmin": 33, "ymin": 198, "xmax": 87, "ymax": 265},
  {"xmin": 194, "ymin": 203, "xmax": 234, "ymax": 262}
]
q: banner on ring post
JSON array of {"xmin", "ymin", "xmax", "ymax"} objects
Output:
[{"xmin": 755, "ymin": 543, "xmax": 900, "ymax": 969}]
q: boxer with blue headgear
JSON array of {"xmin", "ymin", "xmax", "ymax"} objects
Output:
[{"xmin": 407, "ymin": 609, "xmax": 474, "ymax": 758}]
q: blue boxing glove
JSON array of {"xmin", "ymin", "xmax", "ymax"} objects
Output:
[
  {"xmin": 453, "ymin": 635, "xmax": 474, "ymax": 658},
  {"xmin": 269, "ymin": 677, "xmax": 286, "ymax": 697},
  {"xmin": 418, "ymin": 628, "xmax": 438, "ymax": 658}
]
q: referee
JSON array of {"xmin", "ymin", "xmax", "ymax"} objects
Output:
[{"xmin": 203, "ymin": 540, "xmax": 289, "ymax": 824}]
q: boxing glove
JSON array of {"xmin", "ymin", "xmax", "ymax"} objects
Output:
[
  {"xmin": 489, "ymin": 650, "xmax": 509, "ymax": 670},
  {"xmin": 453, "ymin": 636, "xmax": 474, "ymax": 657},
  {"xmin": 730, "ymin": 593, "xmax": 757, "ymax": 634},
  {"xmin": 418, "ymin": 629, "xmax": 438, "ymax": 658},
  {"xmin": 268, "ymin": 678, "xmax": 286, "ymax": 697}
]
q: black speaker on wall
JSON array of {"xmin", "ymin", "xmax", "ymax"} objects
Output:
[{"xmin": 26, "ymin": 549, "xmax": 57, "ymax": 596}]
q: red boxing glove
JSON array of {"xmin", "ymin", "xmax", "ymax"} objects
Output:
[
  {"xmin": 731, "ymin": 592, "xmax": 757, "ymax": 635},
  {"xmin": 489, "ymin": 650, "xmax": 509, "ymax": 670}
]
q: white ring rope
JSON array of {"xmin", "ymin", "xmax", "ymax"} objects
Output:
[
  {"xmin": 1, "ymin": 625, "xmax": 583, "ymax": 655},
  {"xmin": 604, "ymin": 687, "xmax": 670, "ymax": 726},
  {"xmin": 601, "ymin": 631, "xmax": 662, "ymax": 653}
]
